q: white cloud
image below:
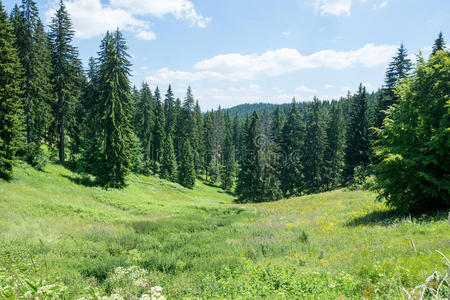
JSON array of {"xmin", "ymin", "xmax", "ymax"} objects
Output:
[
  {"xmin": 136, "ymin": 30, "xmax": 157, "ymax": 40},
  {"xmin": 110, "ymin": 0, "xmax": 211, "ymax": 28},
  {"xmin": 192, "ymin": 44, "xmax": 396, "ymax": 80},
  {"xmin": 314, "ymin": 0, "xmax": 352, "ymax": 16},
  {"xmin": 379, "ymin": 1, "xmax": 388, "ymax": 8},
  {"xmin": 146, "ymin": 68, "xmax": 225, "ymax": 83},
  {"xmin": 46, "ymin": 0, "xmax": 210, "ymax": 40},
  {"xmin": 340, "ymin": 86, "xmax": 352, "ymax": 92},
  {"xmin": 363, "ymin": 82, "xmax": 373, "ymax": 90},
  {"xmin": 295, "ymin": 85, "xmax": 317, "ymax": 93},
  {"xmin": 282, "ymin": 31, "xmax": 291, "ymax": 37},
  {"xmin": 325, "ymin": 84, "xmax": 334, "ymax": 89},
  {"xmin": 249, "ymin": 84, "xmax": 260, "ymax": 89},
  {"xmin": 46, "ymin": 0, "xmax": 151, "ymax": 39}
]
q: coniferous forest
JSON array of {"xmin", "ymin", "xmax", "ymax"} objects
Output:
[
  {"xmin": 0, "ymin": 1, "xmax": 449, "ymax": 298},
  {"xmin": 1, "ymin": 0, "xmax": 449, "ymax": 212}
]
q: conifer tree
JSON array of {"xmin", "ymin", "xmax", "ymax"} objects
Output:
[
  {"xmin": 48, "ymin": 0, "xmax": 82, "ymax": 164},
  {"xmin": 304, "ymin": 98, "xmax": 327, "ymax": 193},
  {"xmin": 11, "ymin": 0, "xmax": 53, "ymax": 168},
  {"xmin": 221, "ymin": 113, "xmax": 235, "ymax": 190},
  {"xmin": 194, "ymin": 100, "xmax": 204, "ymax": 173},
  {"xmin": 344, "ymin": 84, "xmax": 370, "ymax": 181},
  {"xmin": 279, "ymin": 100, "xmax": 304, "ymax": 196},
  {"xmin": 324, "ymin": 103, "xmax": 345, "ymax": 189},
  {"xmin": 432, "ymin": 31, "xmax": 446, "ymax": 55},
  {"xmin": 160, "ymin": 134, "xmax": 177, "ymax": 182},
  {"xmin": 178, "ymin": 139, "xmax": 196, "ymax": 189},
  {"xmin": 94, "ymin": 30, "xmax": 133, "ymax": 188},
  {"xmin": 236, "ymin": 111, "xmax": 261, "ymax": 202},
  {"xmin": 376, "ymin": 43, "xmax": 412, "ymax": 127},
  {"xmin": 0, "ymin": 1, "xmax": 23, "ymax": 180},
  {"xmin": 164, "ymin": 85, "xmax": 176, "ymax": 135},
  {"xmin": 152, "ymin": 86, "xmax": 165, "ymax": 170},
  {"xmin": 134, "ymin": 83, "xmax": 154, "ymax": 170}
]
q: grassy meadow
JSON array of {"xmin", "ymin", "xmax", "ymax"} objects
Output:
[{"xmin": 0, "ymin": 163, "xmax": 449, "ymax": 299}]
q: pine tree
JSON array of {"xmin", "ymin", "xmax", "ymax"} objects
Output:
[
  {"xmin": 48, "ymin": 0, "xmax": 82, "ymax": 164},
  {"xmin": 11, "ymin": 0, "xmax": 53, "ymax": 168},
  {"xmin": 304, "ymin": 98, "xmax": 327, "ymax": 193},
  {"xmin": 431, "ymin": 31, "xmax": 446, "ymax": 55},
  {"xmin": 160, "ymin": 134, "xmax": 177, "ymax": 182},
  {"xmin": 152, "ymin": 86, "xmax": 165, "ymax": 171},
  {"xmin": 324, "ymin": 103, "xmax": 345, "ymax": 189},
  {"xmin": 194, "ymin": 101, "xmax": 204, "ymax": 173},
  {"xmin": 178, "ymin": 139, "xmax": 196, "ymax": 189},
  {"xmin": 94, "ymin": 30, "xmax": 133, "ymax": 188},
  {"xmin": 344, "ymin": 84, "xmax": 370, "ymax": 181},
  {"xmin": 0, "ymin": 1, "xmax": 23, "ymax": 180},
  {"xmin": 279, "ymin": 100, "xmax": 305, "ymax": 196}
]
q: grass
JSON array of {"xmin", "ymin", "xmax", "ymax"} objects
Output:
[{"xmin": 0, "ymin": 163, "xmax": 449, "ymax": 299}]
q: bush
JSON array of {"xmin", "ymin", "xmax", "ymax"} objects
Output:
[{"xmin": 374, "ymin": 51, "xmax": 450, "ymax": 214}]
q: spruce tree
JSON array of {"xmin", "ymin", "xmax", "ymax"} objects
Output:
[
  {"xmin": 135, "ymin": 83, "xmax": 154, "ymax": 167},
  {"xmin": 194, "ymin": 101, "xmax": 204, "ymax": 173},
  {"xmin": 152, "ymin": 86, "xmax": 165, "ymax": 170},
  {"xmin": 236, "ymin": 111, "xmax": 261, "ymax": 202},
  {"xmin": 160, "ymin": 134, "xmax": 177, "ymax": 182},
  {"xmin": 48, "ymin": 0, "xmax": 82, "ymax": 164},
  {"xmin": 431, "ymin": 31, "xmax": 446, "ymax": 55},
  {"xmin": 324, "ymin": 103, "xmax": 345, "ymax": 189},
  {"xmin": 0, "ymin": 1, "xmax": 23, "ymax": 180},
  {"xmin": 94, "ymin": 30, "xmax": 133, "ymax": 188},
  {"xmin": 344, "ymin": 84, "xmax": 370, "ymax": 181},
  {"xmin": 279, "ymin": 100, "xmax": 305, "ymax": 196},
  {"xmin": 178, "ymin": 139, "xmax": 196, "ymax": 189},
  {"xmin": 11, "ymin": 0, "xmax": 53, "ymax": 168},
  {"xmin": 221, "ymin": 113, "xmax": 235, "ymax": 190},
  {"xmin": 304, "ymin": 98, "xmax": 327, "ymax": 193},
  {"xmin": 164, "ymin": 85, "xmax": 176, "ymax": 135},
  {"xmin": 376, "ymin": 43, "xmax": 412, "ymax": 127}
]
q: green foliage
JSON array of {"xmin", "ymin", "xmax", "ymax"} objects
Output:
[
  {"xmin": 344, "ymin": 84, "xmax": 370, "ymax": 181},
  {"xmin": 178, "ymin": 139, "xmax": 196, "ymax": 188},
  {"xmin": 375, "ymin": 51, "xmax": 450, "ymax": 213},
  {"xmin": 324, "ymin": 103, "xmax": 345, "ymax": 188},
  {"xmin": 432, "ymin": 32, "xmax": 446, "ymax": 56},
  {"xmin": 92, "ymin": 30, "xmax": 134, "ymax": 188},
  {"xmin": 160, "ymin": 134, "xmax": 177, "ymax": 182},
  {"xmin": 0, "ymin": 2, "xmax": 23, "ymax": 180}
]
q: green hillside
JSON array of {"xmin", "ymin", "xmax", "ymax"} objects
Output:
[{"xmin": 1, "ymin": 164, "xmax": 449, "ymax": 299}]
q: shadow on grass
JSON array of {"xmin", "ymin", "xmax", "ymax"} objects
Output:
[
  {"xmin": 346, "ymin": 209, "xmax": 449, "ymax": 227},
  {"xmin": 61, "ymin": 174, "xmax": 99, "ymax": 187}
]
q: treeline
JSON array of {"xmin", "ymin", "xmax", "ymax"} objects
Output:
[{"xmin": 0, "ymin": 1, "xmax": 448, "ymax": 213}]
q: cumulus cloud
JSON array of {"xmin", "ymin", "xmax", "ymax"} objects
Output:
[
  {"xmin": 379, "ymin": 1, "xmax": 388, "ymax": 9},
  {"xmin": 314, "ymin": 0, "xmax": 352, "ymax": 16},
  {"xmin": 325, "ymin": 84, "xmax": 335, "ymax": 89},
  {"xmin": 46, "ymin": 0, "xmax": 209, "ymax": 40},
  {"xmin": 110, "ymin": 0, "xmax": 211, "ymax": 28},
  {"xmin": 192, "ymin": 44, "xmax": 397, "ymax": 79}
]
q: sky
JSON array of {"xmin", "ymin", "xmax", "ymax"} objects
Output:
[{"xmin": 3, "ymin": 0, "xmax": 450, "ymax": 110}]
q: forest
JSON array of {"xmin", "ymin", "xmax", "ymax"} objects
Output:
[{"xmin": 0, "ymin": 0, "xmax": 449, "ymax": 299}]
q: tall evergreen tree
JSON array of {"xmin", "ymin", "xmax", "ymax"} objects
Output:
[
  {"xmin": 221, "ymin": 112, "xmax": 235, "ymax": 190},
  {"xmin": 376, "ymin": 43, "xmax": 412, "ymax": 127},
  {"xmin": 344, "ymin": 84, "xmax": 370, "ymax": 180},
  {"xmin": 0, "ymin": 1, "xmax": 23, "ymax": 179},
  {"xmin": 178, "ymin": 139, "xmax": 196, "ymax": 189},
  {"xmin": 93, "ymin": 30, "xmax": 133, "ymax": 188},
  {"xmin": 236, "ymin": 111, "xmax": 261, "ymax": 202},
  {"xmin": 160, "ymin": 134, "xmax": 177, "ymax": 182},
  {"xmin": 279, "ymin": 100, "xmax": 304, "ymax": 196},
  {"xmin": 324, "ymin": 103, "xmax": 345, "ymax": 189},
  {"xmin": 135, "ymin": 83, "xmax": 154, "ymax": 166},
  {"xmin": 48, "ymin": 0, "xmax": 82, "ymax": 164},
  {"xmin": 304, "ymin": 98, "xmax": 327, "ymax": 193},
  {"xmin": 431, "ymin": 31, "xmax": 446, "ymax": 55},
  {"xmin": 152, "ymin": 86, "xmax": 165, "ymax": 170},
  {"xmin": 11, "ymin": 0, "xmax": 53, "ymax": 167},
  {"xmin": 164, "ymin": 85, "xmax": 176, "ymax": 135}
]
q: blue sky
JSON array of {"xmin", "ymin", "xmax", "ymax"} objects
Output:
[{"xmin": 4, "ymin": 0, "xmax": 450, "ymax": 110}]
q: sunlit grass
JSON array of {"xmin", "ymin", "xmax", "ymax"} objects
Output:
[{"xmin": 1, "ymin": 164, "xmax": 448, "ymax": 298}]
